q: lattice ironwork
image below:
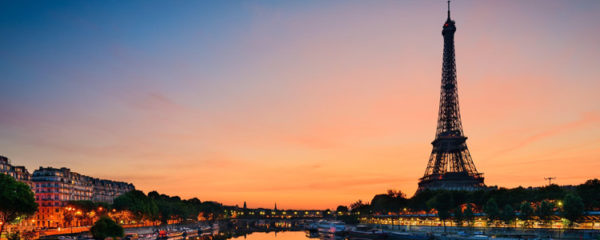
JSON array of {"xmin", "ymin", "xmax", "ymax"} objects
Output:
[{"xmin": 417, "ymin": 1, "xmax": 484, "ymax": 192}]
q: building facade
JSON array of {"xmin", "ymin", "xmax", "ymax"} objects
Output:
[
  {"xmin": 31, "ymin": 167, "xmax": 134, "ymax": 206},
  {"xmin": 1, "ymin": 155, "xmax": 135, "ymax": 229},
  {"xmin": 32, "ymin": 167, "xmax": 135, "ymax": 228}
]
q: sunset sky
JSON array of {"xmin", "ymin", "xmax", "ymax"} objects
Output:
[{"xmin": 1, "ymin": 1, "xmax": 599, "ymax": 209}]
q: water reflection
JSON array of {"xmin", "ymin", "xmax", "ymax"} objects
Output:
[
  {"xmin": 195, "ymin": 230, "xmax": 344, "ymax": 240},
  {"xmin": 229, "ymin": 231, "xmax": 313, "ymax": 240}
]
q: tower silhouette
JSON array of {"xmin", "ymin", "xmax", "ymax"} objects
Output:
[{"xmin": 417, "ymin": 1, "xmax": 485, "ymax": 192}]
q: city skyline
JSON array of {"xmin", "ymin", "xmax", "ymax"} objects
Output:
[{"xmin": 1, "ymin": 0, "xmax": 599, "ymax": 209}]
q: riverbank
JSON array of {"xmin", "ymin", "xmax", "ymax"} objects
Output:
[{"xmin": 368, "ymin": 224, "xmax": 600, "ymax": 240}]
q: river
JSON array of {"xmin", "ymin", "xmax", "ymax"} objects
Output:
[{"xmin": 228, "ymin": 231, "xmax": 318, "ymax": 240}]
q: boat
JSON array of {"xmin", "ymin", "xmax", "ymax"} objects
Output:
[
  {"xmin": 317, "ymin": 220, "xmax": 346, "ymax": 234},
  {"xmin": 157, "ymin": 230, "xmax": 168, "ymax": 240},
  {"xmin": 348, "ymin": 224, "xmax": 387, "ymax": 239},
  {"xmin": 305, "ymin": 222, "xmax": 319, "ymax": 231},
  {"xmin": 199, "ymin": 225, "xmax": 212, "ymax": 233},
  {"xmin": 305, "ymin": 230, "xmax": 320, "ymax": 238},
  {"xmin": 123, "ymin": 233, "xmax": 139, "ymax": 240},
  {"xmin": 167, "ymin": 231, "xmax": 183, "ymax": 238}
]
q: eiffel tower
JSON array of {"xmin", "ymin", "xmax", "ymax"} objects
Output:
[{"xmin": 417, "ymin": 1, "xmax": 485, "ymax": 192}]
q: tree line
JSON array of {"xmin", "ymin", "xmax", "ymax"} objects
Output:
[
  {"xmin": 105, "ymin": 190, "xmax": 225, "ymax": 224},
  {"xmin": 340, "ymin": 179, "xmax": 599, "ymax": 227}
]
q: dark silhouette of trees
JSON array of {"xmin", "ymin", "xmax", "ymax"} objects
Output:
[
  {"xmin": 519, "ymin": 202, "xmax": 534, "ymax": 228},
  {"xmin": 0, "ymin": 174, "xmax": 38, "ymax": 235},
  {"xmin": 112, "ymin": 190, "xmax": 225, "ymax": 224},
  {"xmin": 483, "ymin": 198, "xmax": 500, "ymax": 226},
  {"xmin": 370, "ymin": 190, "xmax": 408, "ymax": 214},
  {"xmin": 453, "ymin": 206, "xmax": 463, "ymax": 227},
  {"xmin": 464, "ymin": 204, "xmax": 475, "ymax": 228},
  {"xmin": 67, "ymin": 200, "xmax": 109, "ymax": 212},
  {"xmin": 536, "ymin": 200, "xmax": 554, "ymax": 226},
  {"xmin": 427, "ymin": 191, "xmax": 453, "ymax": 232},
  {"xmin": 327, "ymin": 178, "xmax": 600, "ymax": 228},
  {"xmin": 409, "ymin": 190, "xmax": 436, "ymax": 211},
  {"xmin": 336, "ymin": 205, "xmax": 349, "ymax": 213},
  {"xmin": 576, "ymin": 179, "xmax": 600, "ymax": 210},
  {"xmin": 350, "ymin": 200, "xmax": 370, "ymax": 215},
  {"xmin": 500, "ymin": 204, "xmax": 515, "ymax": 227},
  {"xmin": 198, "ymin": 201, "xmax": 224, "ymax": 221},
  {"xmin": 90, "ymin": 216, "xmax": 124, "ymax": 240},
  {"xmin": 562, "ymin": 193, "xmax": 584, "ymax": 227},
  {"xmin": 113, "ymin": 190, "xmax": 159, "ymax": 221}
]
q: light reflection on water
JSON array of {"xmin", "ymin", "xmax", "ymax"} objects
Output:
[{"xmin": 229, "ymin": 231, "xmax": 336, "ymax": 240}]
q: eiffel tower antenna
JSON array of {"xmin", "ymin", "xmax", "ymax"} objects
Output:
[{"xmin": 447, "ymin": 0, "xmax": 451, "ymax": 20}]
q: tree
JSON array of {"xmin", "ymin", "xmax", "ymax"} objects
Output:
[
  {"xmin": 519, "ymin": 202, "xmax": 534, "ymax": 228},
  {"xmin": 371, "ymin": 194, "xmax": 394, "ymax": 214},
  {"xmin": 409, "ymin": 190, "xmax": 436, "ymax": 211},
  {"xmin": 370, "ymin": 190, "xmax": 407, "ymax": 214},
  {"xmin": 90, "ymin": 216, "xmax": 124, "ymax": 240},
  {"xmin": 464, "ymin": 204, "xmax": 475, "ymax": 228},
  {"xmin": 453, "ymin": 206, "xmax": 464, "ymax": 227},
  {"xmin": 536, "ymin": 200, "xmax": 554, "ymax": 226},
  {"xmin": 67, "ymin": 200, "xmax": 99, "ymax": 212},
  {"xmin": 562, "ymin": 193, "xmax": 584, "ymax": 227},
  {"xmin": 198, "ymin": 201, "xmax": 224, "ymax": 221},
  {"xmin": 63, "ymin": 208, "xmax": 74, "ymax": 232},
  {"xmin": 534, "ymin": 184, "xmax": 566, "ymax": 202},
  {"xmin": 500, "ymin": 204, "xmax": 515, "ymax": 227},
  {"xmin": 427, "ymin": 191, "xmax": 453, "ymax": 232},
  {"xmin": 484, "ymin": 198, "xmax": 500, "ymax": 226},
  {"xmin": 113, "ymin": 190, "xmax": 158, "ymax": 221},
  {"xmin": 350, "ymin": 200, "xmax": 370, "ymax": 215},
  {"xmin": 0, "ymin": 174, "xmax": 38, "ymax": 235},
  {"xmin": 336, "ymin": 205, "xmax": 349, "ymax": 213},
  {"xmin": 576, "ymin": 179, "xmax": 600, "ymax": 210}
]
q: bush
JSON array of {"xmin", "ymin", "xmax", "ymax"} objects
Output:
[{"xmin": 90, "ymin": 216, "xmax": 124, "ymax": 240}]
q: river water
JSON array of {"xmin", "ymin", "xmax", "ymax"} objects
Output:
[{"xmin": 228, "ymin": 231, "xmax": 334, "ymax": 240}]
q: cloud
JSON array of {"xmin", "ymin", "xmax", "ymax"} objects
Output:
[{"xmin": 491, "ymin": 111, "xmax": 600, "ymax": 158}]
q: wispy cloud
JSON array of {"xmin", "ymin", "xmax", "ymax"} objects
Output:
[{"xmin": 490, "ymin": 112, "xmax": 600, "ymax": 158}]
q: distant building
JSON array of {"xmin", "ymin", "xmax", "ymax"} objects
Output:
[
  {"xmin": 90, "ymin": 178, "xmax": 135, "ymax": 203},
  {"xmin": 0, "ymin": 155, "xmax": 34, "ymax": 188}
]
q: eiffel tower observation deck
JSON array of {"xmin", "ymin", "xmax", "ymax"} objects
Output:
[{"xmin": 417, "ymin": 1, "xmax": 485, "ymax": 192}]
